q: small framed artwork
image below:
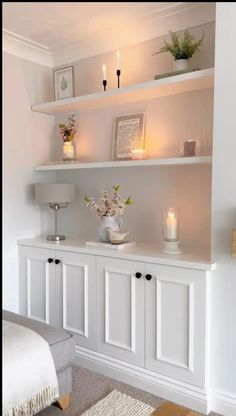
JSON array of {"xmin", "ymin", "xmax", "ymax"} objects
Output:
[
  {"xmin": 53, "ymin": 66, "xmax": 74, "ymax": 100},
  {"xmin": 112, "ymin": 112, "xmax": 145, "ymax": 160}
]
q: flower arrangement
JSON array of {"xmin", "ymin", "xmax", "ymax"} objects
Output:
[
  {"xmin": 59, "ymin": 114, "xmax": 77, "ymax": 142},
  {"xmin": 153, "ymin": 29, "xmax": 204, "ymax": 60},
  {"xmin": 84, "ymin": 185, "xmax": 132, "ymax": 219}
]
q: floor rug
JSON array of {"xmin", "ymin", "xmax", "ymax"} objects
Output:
[{"xmin": 80, "ymin": 389, "xmax": 155, "ymax": 415}]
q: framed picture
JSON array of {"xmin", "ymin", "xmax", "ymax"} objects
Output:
[
  {"xmin": 112, "ymin": 112, "xmax": 145, "ymax": 160},
  {"xmin": 53, "ymin": 66, "xmax": 74, "ymax": 100}
]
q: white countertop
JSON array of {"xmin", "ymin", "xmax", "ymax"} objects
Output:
[{"xmin": 17, "ymin": 237, "xmax": 216, "ymax": 271}]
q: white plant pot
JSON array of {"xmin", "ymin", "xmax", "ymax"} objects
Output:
[{"xmin": 174, "ymin": 59, "xmax": 188, "ymax": 71}]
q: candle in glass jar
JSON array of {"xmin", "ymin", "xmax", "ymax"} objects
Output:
[
  {"xmin": 183, "ymin": 140, "xmax": 197, "ymax": 156},
  {"xmin": 166, "ymin": 209, "xmax": 177, "ymax": 241}
]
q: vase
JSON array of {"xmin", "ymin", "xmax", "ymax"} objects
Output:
[
  {"xmin": 174, "ymin": 59, "xmax": 188, "ymax": 71},
  {"xmin": 63, "ymin": 141, "xmax": 75, "ymax": 162},
  {"xmin": 97, "ymin": 216, "xmax": 123, "ymax": 242}
]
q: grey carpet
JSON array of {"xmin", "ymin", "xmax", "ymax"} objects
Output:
[{"xmin": 38, "ymin": 365, "xmax": 222, "ymax": 416}]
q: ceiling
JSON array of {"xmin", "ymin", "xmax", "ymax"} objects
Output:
[{"xmin": 3, "ymin": 2, "xmax": 215, "ymax": 67}]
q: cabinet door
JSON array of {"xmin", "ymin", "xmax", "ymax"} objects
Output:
[
  {"xmin": 146, "ymin": 263, "xmax": 209, "ymax": 387},
  {"xmin": 97, "ymin": 257, "xmax": 145, "ymax": 366},
  {"xmin": 57, "ymin": 251, "xmax": 97, "ymax": 350},
  {"xmin": 19, "ymin": 246, "xmax": 55, "ymax": 325}
]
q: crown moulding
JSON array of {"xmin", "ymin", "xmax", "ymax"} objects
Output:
[{"xmin": 3, "ymin": 3, "xmax": 215, "ymax": 68}]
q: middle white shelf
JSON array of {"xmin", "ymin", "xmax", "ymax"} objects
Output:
[{"xmin": 34, "ymin": 156, "xmax": 212, "ymax": 171}]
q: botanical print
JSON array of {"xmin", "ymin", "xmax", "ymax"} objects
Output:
[{"xmin": 54, "ymin": 66, "xmax": 74, "ymax": 100}]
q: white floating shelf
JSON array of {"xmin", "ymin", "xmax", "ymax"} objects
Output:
[
  {"xmin": 32, "ymin": 68, "xmax": 214, "ymax": 114},
  {"xmin": 34, "ymin": 156, "xmax": 212, "ymax": 171}
]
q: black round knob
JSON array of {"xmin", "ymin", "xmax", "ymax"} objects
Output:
[
  {"xmin": 55, "ymin": 259, "xmax": 60, "ymax": 265},
  {"xmin": 48, "ymin": 258, "xmax": 53, "ymax": 263},
  {"xmin": 135, "ymin": 272, "xmax": 142, "ymax": 279},
  {"xmin": 146, "ymin": 274, "xmax": 152, "ymax": 281}
]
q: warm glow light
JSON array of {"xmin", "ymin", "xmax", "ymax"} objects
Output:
[
  {"xmin": 166, "ymin": 209, "xmax": 177, "ymax": 240},
  {"xmin": 116, "ymin": 51, "xmax": 121, "ymax": 70},
  {"xmin": 102, "ymin": 64, "xmax": 107, "ymax": 80},
  {"xmin": 131, "ymin": 149, "xmax": 146, "ymax": 160}
]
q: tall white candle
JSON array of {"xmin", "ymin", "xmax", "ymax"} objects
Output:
[
  {"xmin": 102, "ymin": 64, "xmax": 107, "ymax": 80},
  {"xmin": 116, "ymin": 51, "xmax": 121, "ymax": 70},
  {"xmin": 166, "ymin": 210, "xmax": 177, "ymax": 240}
]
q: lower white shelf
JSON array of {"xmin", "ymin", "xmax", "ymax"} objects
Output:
[
  {"xmin": 17, "ymin": 237, "xmax": 215, "ymax": 271},
  {"xmin": 34, "ymin": 156, "xmax": 212, "ymax": 171}
]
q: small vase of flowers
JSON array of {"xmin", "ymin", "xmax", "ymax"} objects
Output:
[
  {"xmin": 84, "ymin": 185, "xmax": 132, "ymax": 242},
  {"xmin": 59, "ymin": 114, "xmax": 77, "ymax": 162}
]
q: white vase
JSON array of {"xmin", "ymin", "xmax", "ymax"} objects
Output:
[
  {"xmin": 97, "ymin": 216, "xmax": 123, "ymax": 242},
  {"xmin": 174, "ymin": 59, "xmax": 188, "ymax": 71}
]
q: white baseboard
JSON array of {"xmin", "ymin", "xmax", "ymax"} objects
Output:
[
  {"xmin": 75, "ymin": 345, "xmax": 208, "ymax": 414},
  {"xmin": 209, "ymin": 390, "xmax": 236, "ymax": 416}
]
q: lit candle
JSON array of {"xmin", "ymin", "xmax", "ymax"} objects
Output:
[
  {"xmin": 166, "ymin": 209, "xmax": 177, "ymax": 241},
  {"xmin": 131, "ymin": 149, "xmax": 146, "ymax": 160},
  {"xmin": 102, "ymin": 64, "xmax": 107, "ymax": 80},
  {"xmin": 116, "ymin": 51, "xmax": 121, "ymax": 70}
]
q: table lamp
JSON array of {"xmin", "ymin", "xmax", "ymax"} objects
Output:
[{"xmin": 35, "ymin": 183, "xmax": 75, "ymax": 241}]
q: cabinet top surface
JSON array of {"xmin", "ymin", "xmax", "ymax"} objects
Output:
[{"xmin": 18, "ymin": 237, "xmax": 216, "ymax": 271}]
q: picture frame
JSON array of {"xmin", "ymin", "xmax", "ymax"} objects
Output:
[
  {"xmin": 112, "ymin": 112, "xmax": 145, "ymax": 161},
  {"xmin": 53, "ymin": 66, "xmax": 74, "ymax": 100}
]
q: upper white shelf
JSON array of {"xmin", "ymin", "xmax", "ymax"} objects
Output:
[
  {"xmin": 34, "ymin": 156, "xmax": 212, "ymax": 171},
  {"xmin": 32, "ymin": 68, "xmax": 214, "ymax": 114}
]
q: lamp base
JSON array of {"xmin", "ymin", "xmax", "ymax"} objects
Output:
[
  {"xmin": 47, "ymin": 234, "xmax": 66, "ymax": 241},
  {"xmin": 161, "ymin": 240, "xmax": 182, "ymax": 255}
]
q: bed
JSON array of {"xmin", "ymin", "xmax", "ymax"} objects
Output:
[{"xmin": 3, "ymin": 310, "xmax": 75, "ymax": 414}]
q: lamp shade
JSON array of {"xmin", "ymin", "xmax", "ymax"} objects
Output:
[{"xmin": 35, "ymin": 183, "xmax": 75, "ymax": 204}]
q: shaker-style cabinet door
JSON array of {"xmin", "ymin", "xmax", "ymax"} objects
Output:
[
  {"xmin": 58, "ymin": 251, "xmax": 97, "ymax": 350},
  {"xmin": 145, "ymin": 263, "xmax": 209, "ymax": 387},
  {"xmin": 19, "ymin": 246, "xmax": 56, "ymax": 325},
  {"xmin": 97, "ymin": 256, "xmax": 145, "ymax": 367}
]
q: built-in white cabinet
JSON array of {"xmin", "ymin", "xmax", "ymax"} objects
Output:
[
  {"xmin": 96, "ymin": 256, "xmax": 209, "ymax": 387},
  {"xmin": 19, "ymin": 246, "xmax": 97, "ymax": 350},
  {"xmin": 97, "ymin": 257, "xmax": 146, "ymax": 367},
  {"xmin": 145, "ymin": 263, "xmax": 209, "ymax": 387},
  {"xmin": 18, "ymin": 239, "xmax": 213, "ymax": 408}
]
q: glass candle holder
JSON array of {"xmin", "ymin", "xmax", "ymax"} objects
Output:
[
  {"xmin": 181, "ymin": 139, "xmax": 199, "ymax": 157},
  {"xmin": 161, "ymin": 208, "xmax": 181, "ymax": 254},
  {"xmin": 63, "ymin": 141, "xmax": 75, "ymax": 162},
  {"xmin": 163, "ymin": 208, "xmax": 178, "ymax": 242},
  {"xmin": 131, "ymin": 149, "xmax": 146, "ymax": 160}
]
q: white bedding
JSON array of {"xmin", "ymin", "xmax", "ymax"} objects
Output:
[{"xmin": 3, "ymin": 320, "xmax": 59, "ymax": 416}]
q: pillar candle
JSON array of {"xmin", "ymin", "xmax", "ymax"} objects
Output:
[
  {"xmin": 166, "ymin": 210, "xmax": 177, "ymax": 240},
  {"xmin": 102, "ymin": 64, "xmax": 107, "ymax": 80}
]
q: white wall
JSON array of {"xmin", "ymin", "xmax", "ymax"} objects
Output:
[
  {"xmin": 53, "ymin": 22, "xmax": 214, "ymax": 251},
  {"xmin": 3, "ymin": 53, "xmax": 55, "ymax": 312},
  {"xmin": 55, "ymin": 87, "xmax": 213, "ymax": 249},
  {"xmin": 210, "ymin": 3, "xmax": 236, "ymax": 413},
  {"xmin": 71, "ymin": 22, "xmax": 215, "ymax": 96}
]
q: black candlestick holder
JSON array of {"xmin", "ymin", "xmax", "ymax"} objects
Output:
[
  {"xmin": 116, "ymin": 69, "xmax": 121, "ymax": 88},
  {"xmin": 103, "ymin": 80, "xmax": 107, "ymax": 91}
]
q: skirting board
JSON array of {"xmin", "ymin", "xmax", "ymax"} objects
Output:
[
  {"xmin": 209, "ymin": 390, "xmax": 236, "ymax": 416},
  {"xmin": 75, "ymin": 346, "xmax": 208, "ymax": 414}
]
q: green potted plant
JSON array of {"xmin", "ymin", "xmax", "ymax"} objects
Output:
[{"xmin": 153, "ymin": 29, "xmax": 204, "ymax": 71}]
